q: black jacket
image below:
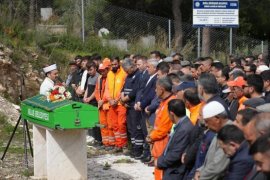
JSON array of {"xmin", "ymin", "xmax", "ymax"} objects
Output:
[{"xmin": 157, "ymin": 116, "xmax": 194, "ymax": 180}]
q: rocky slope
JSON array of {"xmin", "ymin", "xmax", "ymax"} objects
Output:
[
  {"xmin": 0, "ymin": 43, "xmax": 41, "ymax": 104},
  {"xmin": 0, "ymin": 96, "xmax": 20, "ymax": 125}
]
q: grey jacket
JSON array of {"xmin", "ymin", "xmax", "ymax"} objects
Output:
[{"xmin": 197, "ymin": 120, "xmax": 233, "ymax": 180}]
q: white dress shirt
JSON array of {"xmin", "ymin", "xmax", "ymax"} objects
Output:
[
  {"xmin": 145, "ymin": 73, "xmax": 157, "ymax": 87},
  {"xmin": 80, "ymin": 70, "xmax": 88, "ymax": 90}
]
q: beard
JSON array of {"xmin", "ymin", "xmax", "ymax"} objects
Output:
[
  {"xmin": 198, "ymin": 91, "xmax": 204, "ymax": 101},
  {"xmin": 112, "ymin": 66, "xmax": 119, "ymax": 73}
]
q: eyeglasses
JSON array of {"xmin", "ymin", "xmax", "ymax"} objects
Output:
[{"xmin": 243, "ymin": 85, "xmax": 250, "ymax": 88}]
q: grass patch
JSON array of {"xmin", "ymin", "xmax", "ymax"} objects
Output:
[
  {"xmin": 0, "ymin": 146, "xmax": 24, "ymax": 154},
  {"xmin": 21, "ymin": 169, "xmax": 34, "ymax": 177},
  {"xmin": 0, "ymin": 113, "xmax": 25, "ymax": 153},
  {"xmin": 113, "ymin": 158, "xmax": 135, "ymax": 164}
]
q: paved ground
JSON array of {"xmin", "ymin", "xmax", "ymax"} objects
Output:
[
  {"xmin": 0, "ymin": 148, "xmax": 154, "ymax": 180},
  {"xmin": 88, "ymin": 154, "xmax": 154, "ymax": 180}
]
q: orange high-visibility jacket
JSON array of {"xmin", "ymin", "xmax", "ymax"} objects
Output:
[
  {"xmin": 94, "ymin": 75, "xmax": 109, "ymax": 110},
  {"xmin": 150, "ymin": 94, "xmax": 176, "ymax": 158},
  {"xmin": 104, "ymin": 67, "xmax": 127, "ymax": 101},
  {"xmin": 189, "ymin": 102, "xmax": 204, "ymax": 125}
]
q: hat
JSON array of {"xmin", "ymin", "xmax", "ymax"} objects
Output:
[
  {"xmin": 163, "ymin": 57, "xmax": 173, "ymax": 63},
  {"xmin": 203, "ymin": 101, "xmax": 225, "ymax": 119},
  {"xmin": 43, "ymin": 64, "xmax": 57, "ymax": 73},
  {"xmin": 256, "ymin": 103, "xmax": 270, "ymax": 113},
  {"xmin": 256, "ymin": 65, "xmax": 269, "ymax": 74},
  {"xmin": 243, "ymin": 97, "xmax": 265, "ymax": 108},
  {"xmin": 68, "ymin": 60, "xmax": 77, "ymax": 66},
  {"xmin": 193, "ymin": 61, "xmax": 201, "ymax": 69},
  {"xmin": 175, "ymin": 81, "xmax": 196, "ymax": 92},
  {"xmin": 227, "ymin": 76, "xmax": 246, "ymax": 88},
  {"xmin": 181, "ymin": 60, "xmax": 191, "ymax": 67},
  {"xmin": 222, "ymin": 87, "xmax": 231, "ymax": 94}
]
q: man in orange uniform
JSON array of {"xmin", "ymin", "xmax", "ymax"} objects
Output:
[
  {"xmin": 146, "ymin": 77, "xmax": 176, "ymax": 180},
  {"xmin": 94, "ymin": 58, "xmax": 114, "ymax": 150},
  {"xmin": 227, "ymin": 76, "xmax": 248, "ymax": 111},
  {"xmin": 183, "ymin": 88, "xmax": 203, "ymax": 125},
  {"xmin": 104, "ymin": 57, "xmax": 127, "ymax": 151}
]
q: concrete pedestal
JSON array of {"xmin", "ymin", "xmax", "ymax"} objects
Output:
[
  {"xmin": 33, "ymin": 125, "xmax": 87, "ymax": 180},
  {"xmin": 33, "ymin": 125, "xmax": 47, "ymax": 178},
  {"xmin": 46, "ymin": 129, "xmax": 87, "ymax": 180}
]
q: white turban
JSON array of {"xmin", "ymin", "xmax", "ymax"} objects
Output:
[{"xmin": 43, "ymin": 64, "xmax": 57, "ymax": 73}]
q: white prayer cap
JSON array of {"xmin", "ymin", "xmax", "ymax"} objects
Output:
[
  {"xmin": 203, "ymin": 101, "xmax": 225, "ymax": 119},
  {"xmin": 43, "ymin": 64, "xmax": 57, "ymax": 73},
  {"xmin": 256, "ymin": 65, "xmax": 269, "ymax": 74}
]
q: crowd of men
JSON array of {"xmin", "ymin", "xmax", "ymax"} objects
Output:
[{"xmin": 57, "ymin": 51, "xmax": 270, "ymax": 180}]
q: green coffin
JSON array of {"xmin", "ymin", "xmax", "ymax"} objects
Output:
[{"xmin": 21, "ymin": 95, "xmax": 99, "ymax": 130}]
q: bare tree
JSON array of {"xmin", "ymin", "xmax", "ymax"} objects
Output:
[
  {"xmin": 202, "ymin": 27, "xmax": 210, "ymax": 56},
  {"xmin": 172, "ymin": 0, "xmax": 184, "ymax": 51},
  {"xmin": 29, "ymin": 0, "xmax": 35, "ymax": 27}
]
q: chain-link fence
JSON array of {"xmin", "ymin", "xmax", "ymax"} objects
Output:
[{"xmin": 0, "ymin": 0, "xmax": 268, "ymax": 62}]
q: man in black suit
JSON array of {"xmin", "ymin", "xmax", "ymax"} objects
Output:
[
  {"xmin": 134, "ymin": 59, "xmax": 159, "ymax": 161},
  {"xmin": 155, "ymin": 99, "xmax": 194, "ymax": 180}
]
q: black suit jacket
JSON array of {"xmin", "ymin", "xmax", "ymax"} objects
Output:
[
  {"xmin": 139, "ymin": 74, "xmax": 157, "ymax": 109},
  {"xmin": 157, "ymin": 116, "xmax": 194, "ymax": 180},
  {"xmin": 224, "ymin": 141, "xmax": 254, "ymax": 180},
  {"xmin": 135, "ymin": 70, "xmax": 150, "ymax": 103}
]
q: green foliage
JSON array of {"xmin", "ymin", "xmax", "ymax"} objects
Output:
[
  {"xmin": 35, "ymin": 32, "xmax": 127, "ymax": 58},
  {"xmin": 84, "ymin": 0, "xmax": 108, "ymax": 33},
  {"xmin": 0, "ymin": 146, "xmax": 24, "ymax": 154},
  {"xmin": 48, "ymin": 49, "xmax": 70, "ymax": 66}
]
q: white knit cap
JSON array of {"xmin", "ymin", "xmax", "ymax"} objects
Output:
[
  {"xmin": 203, "ymin": 101, "xmax": 225, "ymax": 119},
  {"xmin": 43, "ymin": 64, "xmax": 57, "ymax": 73}
]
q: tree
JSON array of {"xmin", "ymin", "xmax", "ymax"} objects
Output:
[
  {"xmin": 172, "ymin": 0, "xmax": 184, "ymax": 51},
  {"xmin": 202, "ymin": 28, "xmax": 210, "ymax": 56}
]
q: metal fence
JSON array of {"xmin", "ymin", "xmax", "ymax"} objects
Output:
[
  {"xmin": 0, "ymin": 0, "xmax": 268, "ymax": 62},
  {"xmin": 85, "ymin": 0, "xmax": 267, "ymax": 61}
]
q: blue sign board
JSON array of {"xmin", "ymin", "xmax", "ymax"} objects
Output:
[{"xmin": 193, "ymin": 0, "xmax": 239, "ymax": 27}]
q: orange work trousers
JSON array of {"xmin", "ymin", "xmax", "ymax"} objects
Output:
[
  {"xmin": 154, "ymin": 164, "xmax": 163, "ymax": 180},
  {"xmin": 152, "ymin": 137, "xmax": 169, "ymax": 180},
  {"xmin": 108, "ymin": 105, "xmax": 127, "ymax": 148},
  {"xmin": 99, "ymin": 109, "xmax": 115, "ymax": 146}
]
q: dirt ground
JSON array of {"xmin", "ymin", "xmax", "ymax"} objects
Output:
[
  {"xmin": 0, "ymin": 153, "xmax": 33, "ymax": 180},
  {"xmin": 0, "ymin": 114, "xmax": 34, "ymax": 179},
  {"xmin": 1, "ymin": 145, "xmax": 154, "ymax": 180},
  {"xmin": 0, "ymin": 115, "xmax": 154, "ymax": 180}
]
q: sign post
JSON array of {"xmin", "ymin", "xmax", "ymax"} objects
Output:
[{"xmin": 193, "ymin": 0, "xmax": 239, "ymax": 56}]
